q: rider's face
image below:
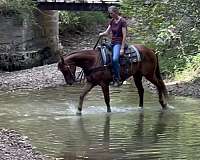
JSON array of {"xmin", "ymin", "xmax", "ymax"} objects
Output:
[{"xmin": 109, "ymin": 12, "xmax": 117, "ymax": 19}]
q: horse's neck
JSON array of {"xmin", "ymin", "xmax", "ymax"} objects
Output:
[{"xmin": 68, "ymin": 50, "xmax": 100, "ymax": 70}]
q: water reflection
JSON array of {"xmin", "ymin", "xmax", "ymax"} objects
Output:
[
  {"xmin": 129, "ymin": 111, "xmax": 177, "ymax": 159},
  {"xmin": 58, "ymin": 111, "xmax": 179, "ymax": 160},
  {"xmin": 60, "ymin": 114, "xmax": 112, "ymax": 160},
  {"xmin": 134, "ymin": 111, "xmax": 144, "ymax": 143}
]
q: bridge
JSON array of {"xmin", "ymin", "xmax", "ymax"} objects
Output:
[{"xmin": 35, "ymin": 0, "xmax": 121, "ymax": 11}]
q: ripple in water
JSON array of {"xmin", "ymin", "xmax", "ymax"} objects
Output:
[{"xmin": 65, "ymin": 102, "xmax": 140, "ymax": 115}]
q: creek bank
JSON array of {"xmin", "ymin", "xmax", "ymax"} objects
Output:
[
  {"xmin": 0, "ymin": 63, "xmax": 65, "ymax": 91},
  {"xmin": 142, "ymin": 78, "xmax": 200, "ymax": 98},
  {"xmin": 0, "ymin": 62, "xmax": 199, "ymax": 98},
  {"xmin": 0, "ymin": 129, "xmax": 45, "ymax": 160}
]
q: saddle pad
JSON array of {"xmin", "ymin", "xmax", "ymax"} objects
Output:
[
  {"xmin": 125, "ymin": 45, "xmax": 141, "ymax": 62},
  {"xmin": 99, "ymin": 46, "xmax": 111, "ymax": 66},
  {"xmin": 99, "ymin": 44, "xmax": 142, "ymax": 66}
]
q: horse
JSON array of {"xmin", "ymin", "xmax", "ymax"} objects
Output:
[{"xmin": 58, "ymin": 43, "xmax": 168, "ymax": 115}]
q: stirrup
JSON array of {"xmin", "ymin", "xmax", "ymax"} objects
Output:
[{"xmin": 113, "ymin": 80, "xmax": 122, "ymax": 87}]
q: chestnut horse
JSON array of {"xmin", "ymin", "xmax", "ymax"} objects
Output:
[{"xmin": 58, "ymin": 44, "xmax": 168, "ymax": 114}]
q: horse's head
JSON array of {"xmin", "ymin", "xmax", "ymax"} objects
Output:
[{"xmin": 58, "ymin": 56, "xmax": 76, "ymax": 85}]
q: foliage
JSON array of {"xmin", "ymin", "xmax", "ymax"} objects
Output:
[
  {"xmin": 1, "ymin": 0, "xmax": 199, "ymax": 80},
  {"xmin": 121, "ymin": 0, "xmax": 200, "ymax": 78},
  {"xmin": 0, "ymin": 0, "xmax": 35, "ymax": 22},
  {"xmin": 175, "ymin": 53, "xmax": 200, "ymax": 80},
  {"xmin": 59, "ymin": 11, "xmax": 107, "ymax": 33}
]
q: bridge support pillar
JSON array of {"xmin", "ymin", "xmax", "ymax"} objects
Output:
[{"xmin": 35, "ymin": 10, "xmax": 60, "ymax": 64}]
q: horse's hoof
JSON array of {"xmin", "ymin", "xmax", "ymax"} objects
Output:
[
  {"xmin": 162, "ymin": 104, "xmax": 168, "ymax": 110},
  {"xmin": 138, "ymin": 107, "xmax": 144, "ymax": 112},
  {"xmin": 76, "ymin": 110, "xmax": 82, "ymax": 116},
  {"xmin": 162, "ymin": 104, "xmax": 174, "ymax": 110}
]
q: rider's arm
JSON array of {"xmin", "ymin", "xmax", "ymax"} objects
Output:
[
  {"xmin": 121, "ymin": 27, "xmax": 127, "ymax": 50},
  {"xmin": 99, "ymin": 25, "xmax": 111, "ymax": 37}
]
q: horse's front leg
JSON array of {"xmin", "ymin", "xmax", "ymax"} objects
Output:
[
  {"xmin": 100, "ymin": 83, "xmax": 111, "ymax": 112},
  {"xmin": 77, "ymin": 82, "xmax": 94, "ymax": 115}
]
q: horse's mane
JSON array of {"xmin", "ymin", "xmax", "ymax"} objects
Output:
[{"xmin": 62, "ymin": 49, "xmax": 96, "ymax": 58}]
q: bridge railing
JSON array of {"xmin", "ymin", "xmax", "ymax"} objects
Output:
[
  {"xmin": 35, "ymin": 0, "xmax": 121, "ymax": 11},
  {"xmin": 36, "ymin": 0, "xmax": 120, "ymax": 3}
]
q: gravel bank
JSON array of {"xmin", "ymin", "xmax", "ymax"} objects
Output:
[
  {"xmin": 0, "ymin": 62, "xmax": 199, "ymax": 98},
  {"xmin": 0, "ymin": 64, "xmax": 69, "ymax": 160},
  {"xmin": 143, "ymin": 78, "xmax": 200, "ymax": 98},
  {"xmin": 0, "ymin": 63, "xmax": 65, "ymax": 91},
  {"xmin": 0, "ymin": 129, "xmax": 45, "ymax": 160}
]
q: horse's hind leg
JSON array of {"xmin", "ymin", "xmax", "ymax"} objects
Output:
[
  {"xmin": 133, "ymin": 73, "xmax": 144, "ymax": 108},
  {"xmin": 77, "ymin": 82, "xmax": 94, "ymax": 114},
  {"xmin": 145, "ymin": 75, "xmax": 167, "ymax": 109},
  {"xmin": 100, "ymin": 83, "xmax": 111, "ymax": 112}
]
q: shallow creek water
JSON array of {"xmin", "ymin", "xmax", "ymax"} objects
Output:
[{"xmin": 0, "ymin": 83, "xmax": 200, "ymax": 159}]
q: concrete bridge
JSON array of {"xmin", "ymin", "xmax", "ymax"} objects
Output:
[{"xmin": 35, "ymin": 0, "xmax": 120, "ymax": 11}]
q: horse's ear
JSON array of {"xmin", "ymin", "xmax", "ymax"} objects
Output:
[
  {"xmin": 151, "ymin": 49, "xmax": 156, "ymax": 53},
  {"xmin": 60, "ymin": 55, "xmax": 64, "ymax": 64},
  {"xmin": 58, "ymin": 43, "xmax": 65, "ymax": 64},
  {"xmin": 61, "ymin": 57, "xmax": 65, "ymax": 64}
]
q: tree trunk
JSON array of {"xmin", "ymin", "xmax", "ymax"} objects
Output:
[{"xmin": 35, "ymin": 10, "xmax": 60, "ymax": 64}]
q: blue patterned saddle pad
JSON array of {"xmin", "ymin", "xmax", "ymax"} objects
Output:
[{"xmin": 98, "ymin": 44, "xmax": 142, "ymax": 66}]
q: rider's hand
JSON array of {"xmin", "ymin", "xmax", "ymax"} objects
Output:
[
  {"xmin": 99, "ymin": 32, "xmax": 104, "ymax": 37},
  {"xmin": 120, "ymin": 48, "xmax": 124, "ymax": 56}
]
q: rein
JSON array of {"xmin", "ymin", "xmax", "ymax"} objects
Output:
[
  {"xmin": 65, "ymin": 65, "xmax": 76, "ymax": 81},
  {"xmin": 93, "ymin": 36, "xmax": 102, "ymax": 50}
]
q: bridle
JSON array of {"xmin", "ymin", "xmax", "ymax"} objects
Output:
[{"xmin": 64, "ymin": 63, "xmax": 76, "ymax": 82}]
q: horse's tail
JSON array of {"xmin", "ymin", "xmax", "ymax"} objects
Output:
[
  {"xmin": 154, "ymin": 50, "xmax": 168, "ymax": 99},
  {"xmin": 155, "ymin": 54, "xmax": 162, "ymax": 80}
]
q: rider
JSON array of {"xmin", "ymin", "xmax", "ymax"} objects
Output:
[{"xmin": 99, "ymin": 5, "xmax": 127, "ymax": 87}]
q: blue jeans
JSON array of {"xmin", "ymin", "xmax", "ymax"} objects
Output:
[{"xmin": 112, "ymin": 43, "xmax": 121, "ymax": 81}]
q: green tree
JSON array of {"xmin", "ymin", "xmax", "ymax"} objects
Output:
[
  {"xmin": 121, "ymin": 0, "xmax": 200, "ymax": 77},
  {"xmin": 0, "ymin": 0, "xmax": 35, "ymax": 21}
]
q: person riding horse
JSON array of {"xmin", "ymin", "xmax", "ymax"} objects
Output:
[
  {"xmin": 99, "ymin": 6, "xmax": 127, "ymax": 87},
  {"xmin": 58, "ymin": 7, "xmax": 168, "ymax": 115}
]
